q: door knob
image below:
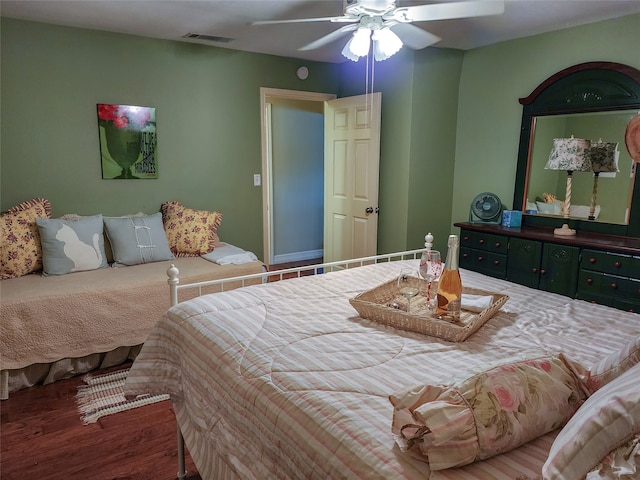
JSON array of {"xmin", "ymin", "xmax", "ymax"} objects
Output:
[{"xmin": 365, "ymin": 207, "xmax": 379, "ymax": 214}]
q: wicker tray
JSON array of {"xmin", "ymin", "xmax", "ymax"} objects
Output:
[{"xmin": 349, "ymin": 279, "xmax": 508, "ymax": 342}]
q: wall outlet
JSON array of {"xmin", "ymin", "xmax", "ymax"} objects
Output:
[{"xmin": 253, "ymin": 174, "xmax": 261, "ymax": 186}]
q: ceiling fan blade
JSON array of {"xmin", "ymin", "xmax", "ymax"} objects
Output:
[
  {"xmin": 391, "ymin": 23, "xmax": 441, "ymax": 50},
  {"xmin": 298, "ymin": 24, "xmax": 359, "ymax": 51},
  {"xmin": 252, "ymin": 16, "xmax": 357, "ymax": 26},
  {"xmin": 391, "ymin": 1, "xmax": 505, "ymax": 23}
]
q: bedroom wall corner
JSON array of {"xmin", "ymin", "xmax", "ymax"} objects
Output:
[{"xmin": 451, "ymin": 14, "xmax": 640, "ymax": 233}]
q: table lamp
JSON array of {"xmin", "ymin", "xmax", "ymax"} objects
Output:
[
  {"xmin": 545, "ymin": 136, "xmax": 592, "ymax": 235},
  {"xmin": 586, "ymin": 140, "xmax": 618, "ymax": 220}
]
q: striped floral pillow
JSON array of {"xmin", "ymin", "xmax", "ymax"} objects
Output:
[
  {"xmin": 542, "ymin": 362, "xmax": 640, "ymax": 480},
  {"xmin": 389, "ymin": 354, "xmax": 587, "ymax": 471},
  {"xmin": 583, "ymin": 335, "xmax": 640, "ymax": 393}
]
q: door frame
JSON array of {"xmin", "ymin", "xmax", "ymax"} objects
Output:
[{"xmin": 259, "ymin": 87, "xmax": 336, "ymax": 266}]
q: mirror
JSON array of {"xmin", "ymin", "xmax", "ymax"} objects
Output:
[
  {"xmin": 513, "ymin": 62, "xmax": 640, "ymax": 236},
  {"xmin": 526, "ymin": 109, "xmax": 637, "ymax": 225}
]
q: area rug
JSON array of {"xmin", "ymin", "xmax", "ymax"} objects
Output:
[{"xmin": 76, "ymin": 368, "xmax": 170, "ymax": 424}]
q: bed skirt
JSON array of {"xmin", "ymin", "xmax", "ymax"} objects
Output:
[{"xmin": 0, "ymin": 344, "xmax": 142, "ymax": 400}]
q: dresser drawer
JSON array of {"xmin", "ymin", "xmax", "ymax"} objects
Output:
[
  {"xmin": 460, "ymin": 231, "xmax": 507, "ymax": 254},
  {"xmin": 613, "ymin": 297, "xmax": 640, "ymax": 314},
  {"xmin": 620, "ymin": 277, "xmax": 640, "ymax": 301},
  {"xmin": 581, "ymin": 249, "xmax": 637, "ymax": 277},
  {"xmin": 577, "ymin": 270, "xmax": 626, "ymax": 301},
  {"xmin": 460, "ymin": 247, "xmax": 507, "ymax": 279}
]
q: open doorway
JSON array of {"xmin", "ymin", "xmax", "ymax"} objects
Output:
[
  {"xmin": 260, "ymin": 88, "xmax": 381, "ymax": 266},
  {"xmin": 260, "ymin": 88, "xmax": 335, "ymax": 266}
]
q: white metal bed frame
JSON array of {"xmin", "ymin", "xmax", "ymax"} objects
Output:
[{"xmin": 166, "ymin": 248, "xmax": 425, "ymax": 479}]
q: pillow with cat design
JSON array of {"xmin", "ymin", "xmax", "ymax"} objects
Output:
[{"xmin": 36, "ymin": 215, "xmax": 108, "ymax": 275}]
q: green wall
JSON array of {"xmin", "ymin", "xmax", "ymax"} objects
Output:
[
  {"xmin": 453, "ymin": 14, "xmax": 640, "ymax": 233},
  {"xmin": 338, "ymin": 48, "xmax": 464, "ymax": 254},
  {"xmin": 0, "ymin": 18, "xmax": 339, "ymax": 257},
  {"xmin": 3, "ymin": 14, "xmax": 639, "ymax": 261}
]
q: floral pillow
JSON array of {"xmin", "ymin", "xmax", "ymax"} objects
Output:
[
  {"xmin": 582, "ymin": 335, "xmax": 640, "ymax": 393},
  {"xmin": 389, "ymin": 354, "xmax": 587, "ymax": 471},
  {"xmin": 542, "ymin": 362, "xmax": 640, "ymax": 480},
  {"xmin": 161, "ymin": 201, "xmax": 222, "ymax": 257},
  {"xmin": 0, "ymin": 197, "xmax": 52, "ymax": 279}
]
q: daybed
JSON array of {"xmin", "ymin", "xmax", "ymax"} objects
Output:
[
  {"xmin": 125, "ymin": 252, "xmax": 640, "ymax": 480},
  {"xmin": 0, "ymin": 198, "xmax": 264, "ymax": 399}
]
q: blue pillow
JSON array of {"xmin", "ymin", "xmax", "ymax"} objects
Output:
[
  {"xmin": 36, "ymin": 215, "xmax": 108, "ymax": 275},
  {"xmin": 103, "ymin": 212, "xmax": 174, "ymax": 267}
]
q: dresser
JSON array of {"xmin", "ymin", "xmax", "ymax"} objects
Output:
[{"xmin": 455, "ymin": 222, "xmax": 640, "ymax": 312}]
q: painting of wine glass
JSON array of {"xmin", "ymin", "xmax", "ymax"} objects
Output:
[{"xmin": 97, "ymin": 104, "xmax": 157, "ymax": 179}]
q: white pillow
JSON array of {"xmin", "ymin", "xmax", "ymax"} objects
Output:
[
  {"xmin": 542, "ymin": 362, "xmax": 640, "ymax": 480},
  {"xmin": 104, "ymin": 212, "xmax": 174, "ymax": 267},
  {"xmin": 536, "ymin": 201, "xmax": 562, "ymax": 215},
  {"xmin": 569, "ymin": 204, "xmax": 600, "ymax": 219}
]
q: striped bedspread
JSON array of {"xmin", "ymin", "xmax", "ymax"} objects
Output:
[{"xmin": 125, "ymin": 260, "xmax": 639, "ymax": 479}]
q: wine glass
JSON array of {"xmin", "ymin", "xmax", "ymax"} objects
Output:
[
  {"xmin": 397, "ymin": 268, "xmax": 422, "ymax": 312},
  {"xmin": 419, "ymin": 250, "xmax": 443, "ymax": 312}
]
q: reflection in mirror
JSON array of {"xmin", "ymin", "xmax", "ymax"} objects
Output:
[{"xmin": 524, "ymin": 109, "xmax": 638, "ymax": 225}]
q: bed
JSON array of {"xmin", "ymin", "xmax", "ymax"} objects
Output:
[
  {"xmin": 124, "ymin": 250, "xmax": 640, "ymax": 479},
  {"xmin": 0, "ymin": 243, "xmax": 264, "ymax": 399}
]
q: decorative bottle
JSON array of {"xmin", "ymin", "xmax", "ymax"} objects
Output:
[{"xmin": 435, "ymin": 235, "xmax": 462, "ymax": 321}]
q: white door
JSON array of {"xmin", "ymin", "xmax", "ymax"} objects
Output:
[
  {"xmin": 260, "ymin": 89, "xmax": 382, "ymax": 266},
  {"xmin": 323, "ymin": 93, "xmax": 382, "ymax": 263}
]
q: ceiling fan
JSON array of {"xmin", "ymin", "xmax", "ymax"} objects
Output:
[{"xmin": 252, "ymin": 0, "xmax": 505, "ymax": 61}]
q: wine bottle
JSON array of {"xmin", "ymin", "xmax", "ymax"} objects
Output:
[{"xmin": 435, "ymin": 235, "xmax": 462, "ymax": 321}]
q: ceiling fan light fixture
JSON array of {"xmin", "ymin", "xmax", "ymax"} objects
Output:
[
  {"xmin": 372, "ymin": 27, "xmax": 403, "ymax": 60},
  {"xmin": 342, "ymin": 27, "xmax": 371, "ymax": 61},
  {"xmin": 341, "ymin": 38, "xmax": 360, "ymax": 61}
]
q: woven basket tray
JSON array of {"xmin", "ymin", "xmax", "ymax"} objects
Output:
[{"xmin": 349, "ymin": 278, "xmax": 508, "ymax": 342}]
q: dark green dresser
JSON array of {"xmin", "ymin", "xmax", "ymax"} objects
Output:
[
  {"xmin": 577, "ymin": 249, "xmax": 640, "ymax": 311},
  {"xmin": 456, "ymin": 222, "xmax": 640, "ymax": 312}
]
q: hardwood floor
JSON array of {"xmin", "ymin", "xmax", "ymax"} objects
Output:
[
  {"xmin": 0, "ymin": 363, "xmax": 201, "ymax": 480},
  {"xmin": 1, "ymin": 259, "xmax": 323, "ymax": 480}
]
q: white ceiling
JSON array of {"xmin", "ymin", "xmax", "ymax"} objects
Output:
[{"xmin": 2, "ymin": 0, "xmax": 640, "ymax": 63}]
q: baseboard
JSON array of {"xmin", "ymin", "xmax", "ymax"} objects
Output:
[{"xmin": 272, "ymin": 249, "xmax": 323, "ymax": 265}]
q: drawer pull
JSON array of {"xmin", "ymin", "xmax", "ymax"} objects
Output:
[
  {"xmin": 610, "ymin": 283, "xmax": 618, "ymax": 290},
  {"xmin": 462, "ymin": 253, "xmax": 468, "ymax": 259},
  {"xmin": 614, "ymin": 261, "xmax": 622, "ymax": 268},
  {"xmin": 587, "ymin": 278, "xmax": 593, "ymax": 285},
  {"xmin": 495, "ymin": 242, "xmax": 501, "ymax": 248},
  {"xmin": 463, "ymin": 236, "xmax": 469, "ymax": 242},
  {"xmin": 540, "ymin": 269, "xmax": 546, "ymax": 275},
  {"xmin": 493, "ymin": 260, "xmax": 500, "ymax": 265},
  {"xmin": 589, "ymin": 257, "xmax": 596, "ymax": 264},
  {"xmin": 479, "ymin": 239, "xmax": 485, "ymax": 245},
  {"xmin": 477, "ymin": 256, "xmax": 484, "ymax": 262},
  {"xmin": 532, "ymin": 267, "xmax": 538, "ymax": 273}
]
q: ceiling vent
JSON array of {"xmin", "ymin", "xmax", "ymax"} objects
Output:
[{"xmin": 182, "ymin": 33, "xmax": 234, "ymax": 43}]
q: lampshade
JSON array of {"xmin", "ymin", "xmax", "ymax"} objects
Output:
[
  {"xmin": 372, "ymin": 28, "xmax": 403, "ymax": 61},
  {"xmin": 544, "ymin": 137, "xmax": 591, "ymax": 235},
  {"xmin": 545, "ymin": 137, "xmax": 592, "ymax": 172},
  {"xmin": 341, "ymin": 27, "xmax": 371, "ymax": 61},
  {"xmin": 586, "ymin": 140, "xmax": 619, "ymax": 173},
  {"xmin": 586, "ymin": 140, "xmax": 618, "ymax": 221}
]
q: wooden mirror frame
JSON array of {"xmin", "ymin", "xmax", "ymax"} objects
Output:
[{"xmin": 513, "ymin": 61, "xmax": 640, "ymax": 237}]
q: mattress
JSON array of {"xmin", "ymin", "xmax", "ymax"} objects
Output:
[
  {"xmin": 125, "ymin": 260, "xmax": 640, "ymax": 479},
  {"xmin": 1, "ymin": 256, "xmax": 264, "ymax": 371}
]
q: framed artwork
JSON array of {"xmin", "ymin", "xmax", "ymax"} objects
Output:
[{"xmin": 97, "ymin": 104, "xmax": 157, "ymax": 179}]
